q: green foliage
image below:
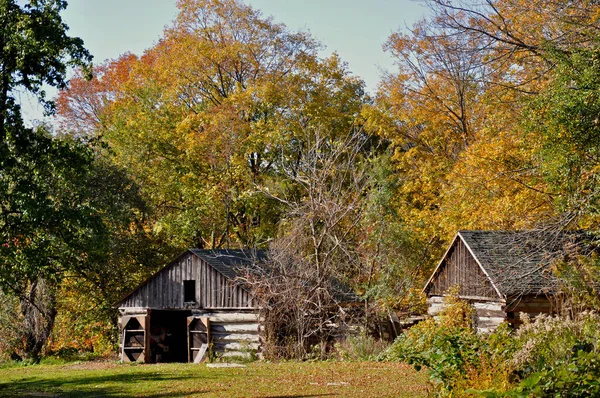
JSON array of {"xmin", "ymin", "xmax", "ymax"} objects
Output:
[
  {"xmin": 0, "ymin": 0, "xmax": 91, "ymax": 132},
  {"xmin": 0, "ymin": 291, "xmax": 21, "ymax": 361},
  {"xmin": 526, "ymin": 46, "xmax": 600, "ymax": 220},
  {"xmin": 385, "ymin": 301, "xmax": 600, "ymax": 397},
  {"xmin": 0, "ymin": 0, "xmax": 99, "ymax": 360},
  {"xmin": 470, "ymin": 312, "xmax": 600, "ymax": 397},
  {"xmin": 0, "ymin": 126, "xmax": 98, "ymax": 292},
  {"xmin": 359, "ymin": 152, "xmax": 429, "ymax": 313},
  {"xmin": 381, "ymin": 292, "xmax": 484, "ymax": 393}
]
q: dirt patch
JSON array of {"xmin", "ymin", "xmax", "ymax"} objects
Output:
[{"xmin": 59, "ymin": 359, "xmax": 119, "ymax": 371}]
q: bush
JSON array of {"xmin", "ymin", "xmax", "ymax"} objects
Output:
[
  {"xmin": 335, "ymin": 334, "xmax": 389, "ymax": 361},
  {"xmin": 475, "ymin": 312, "xmax": 600, "ymax": 397},
  {"xmin": 381, "ymin": 291, "xmax": 499, "ymax": 394},
  {"xmin": 383, "ymin": 294, "xmax": 600, "ymax": 397}
]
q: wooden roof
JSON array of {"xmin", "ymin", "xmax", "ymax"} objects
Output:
[{"xmin": 424, "ymin": 230, "xmax": 587, "ymax": 297}]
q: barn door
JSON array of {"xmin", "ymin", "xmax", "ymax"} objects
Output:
[
  {"xmin": 121, "ymin": 315, "xmax": 150, "ymax": 363},
  {"xmin": 187, "ymin": 317, "xmax": 210, "ymax": 363}
]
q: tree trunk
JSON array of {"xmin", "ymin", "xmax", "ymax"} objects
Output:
[{"xmin": 19, "ymin": 279, "xmax": 57, "ymax": 361}]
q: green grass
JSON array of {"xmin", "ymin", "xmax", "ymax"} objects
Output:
[{"xmin": 0, "ymin": 360, "xmax": 428, "ymax": 397}]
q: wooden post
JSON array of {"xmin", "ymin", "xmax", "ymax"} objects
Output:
[{"xmin": 144, "ymin": 314, "xmax": 151, "ymax": 363}]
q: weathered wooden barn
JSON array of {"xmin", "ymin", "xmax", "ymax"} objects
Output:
[
  {"xmin": 423, "ymin": 231, "xmax": 564, "ymax": 333},
  {"xmin": 116, "ymin": 249, "xmax": 266, "ymax": 363}
]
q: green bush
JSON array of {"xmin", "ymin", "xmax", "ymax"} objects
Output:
[
  {"xmin": 384, "ymin": 295, "xmax": 600, "ymax": 397},
  {"xmin": 381, "ymin": 291, "xmax": 497, "ymax": 394},
  {"xmin": 474, "ymin": 312, "xmax": 600, "ymax": 397}
]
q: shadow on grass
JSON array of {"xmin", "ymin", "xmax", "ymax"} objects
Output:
[
  {"xmin": 0, "ymin": 369, "xmax": 220, "ymax": 397},
  {"xmin": 263, "ymin": 395, "xmax": 334, "ymax": 398}
]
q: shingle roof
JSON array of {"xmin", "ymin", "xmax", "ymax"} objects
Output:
[
  {"xmin": 457, "ymin": 230, "xmax": 586, "ymax": 296},
  {"xmin": 189, "ymin": 248, "xmax": 268, "ymax": 280}
]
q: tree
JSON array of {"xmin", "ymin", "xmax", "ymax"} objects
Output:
[
  {"xmin": 0, "ymin": 127, "xmax": 97, "ymax": 358},
  {"xmin": 57, "ymin": 0, "xmax": 367, "ymax": 251},
  {"xmin": 244, "ymin": 128, "xmax": 374, "ymax": 358},
  {"xmin": 0, "ymin": 0, "xmax": 91, "ymax": 137},
  {"xmin": 0, "ymin": 0, "xmax": 97, "ymax": 359},
  {"xmin": 526, "ymin": 46, "xmax": 600, "ymax": 228}
]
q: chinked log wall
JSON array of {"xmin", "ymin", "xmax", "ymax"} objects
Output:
[
  {"xmin": 427, "ymin": 296, "xmax": 506, "ymax": 333},
  {"xmin": 191, "ymin": 311, "xmax": 261, "ymax": 358},
  {"xmin": 428, "ymin": 294, "xmax": 554, "ymax": 333}
]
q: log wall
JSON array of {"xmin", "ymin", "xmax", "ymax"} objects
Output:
[
  {"xmin": 192, "ymin": 310, "xmax": 262, "ymax": 359},
  {"xmin": 427, "ymin": 296, "xmax": 506, "ymax": 333},
  {"xmin": 427, "ymin": 294, "xmax": 554, "ymax": 333}
]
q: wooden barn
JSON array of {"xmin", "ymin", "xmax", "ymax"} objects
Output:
[
  {"xmin": 423, "ymin": 231, "xmax": 566, "ymax": 333},
  {"xmin": 116, "ymin": 249, "xmax": 266, "ymax": 363}
]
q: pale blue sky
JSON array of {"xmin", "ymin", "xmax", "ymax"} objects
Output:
[{"xmin": 23, "ymin": 0, "xmax": 427, "ymax": 124}]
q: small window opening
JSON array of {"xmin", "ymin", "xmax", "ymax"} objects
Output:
[{"xmin": 183, "ymin": 280, "xmax": 196, "ymax": 303}]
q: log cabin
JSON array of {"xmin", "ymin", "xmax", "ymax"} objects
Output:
[
  {"xmin": 116, "ymin": 249, "xmax": 266, "ymax": 363},
  {"xmin": 423, "ymin": 230, "xmax": 570, "ymax": 333}
]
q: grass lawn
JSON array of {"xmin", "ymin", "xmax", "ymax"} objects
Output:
[{"xmin": 0, "ymin": 360, "xmax": 428, "ymax": 397}]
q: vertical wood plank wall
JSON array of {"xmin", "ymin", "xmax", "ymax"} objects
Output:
[
  {"xmin": 429, "ymin": 240, "xmax": 498, "ymax": 298},
  {"xmin": 119, "ymin": 253, "xmax": 254, "ymax": 309}
]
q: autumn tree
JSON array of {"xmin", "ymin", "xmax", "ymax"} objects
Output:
[
  {"xmin": 417, "ymin": 0, "xmax": 600, "ymax": 230},
  {"xmin": 367, "ymin": 17, "xmax": 491, "ymax": 267},
  {"xmin": 58, "ymin": 0, "xmax": 367, "ymax": 252},
  {"xmin": 370, "ymin": 0, "xmax": 600, "ymax": 300}
]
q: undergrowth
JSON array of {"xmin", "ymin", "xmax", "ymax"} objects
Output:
[{"xmin": 382, "ymin": 292, "xmax": 600, "ymax": 397}]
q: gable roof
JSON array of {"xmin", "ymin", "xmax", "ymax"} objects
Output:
[
  {"xmin": 459, "ymin": 231, "xmax": 558, "ymax": 296},
  {"xmin": 115, "ymin": 248, "xmax": 267, "ymax": 307},
  {"xmin": 424, "ymin": 230, "xmax": 588, "ymax": 298},
  {"xmin": 188, "ymin": 248, "xmax": 268, "ymax": 280}
]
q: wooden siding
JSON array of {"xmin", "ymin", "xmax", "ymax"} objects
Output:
[
  {"xmin": 506, "ymin": 295, "xmax": 554, "ymax": 327},
  {"xmin": 119, "ymin": 253, "xmax": 254, "ymax": 309},
  {"xmin": 429, "ymin": 240, "xmax": 498, "ymax": 299}
]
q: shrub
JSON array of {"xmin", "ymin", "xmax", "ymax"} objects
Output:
[
  {"xmin": 384, "ymin": 292, "xmax": 600, "ymax": 397},
  {"xmin": 474, "ymin": 312, "xmax": 600, "ymax": 397},
  {"xmin": 335, "ymin": 334, "xmax": 389, "ymax": 361},
  {"xmin": 381, "ymin": 291, "xmax": 492, "ymax": 394}
]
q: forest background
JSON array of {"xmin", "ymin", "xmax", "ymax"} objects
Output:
[{"xmin": 1, "ymin": 0, "xmax": 600, "ymax": 361}]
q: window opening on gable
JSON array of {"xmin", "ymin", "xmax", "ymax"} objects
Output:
[{"xmin": 183, "ymin": 280, "xmax": 196, "ymax": 303}]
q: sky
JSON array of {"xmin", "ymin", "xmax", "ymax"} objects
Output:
[{"xmin": 22, "ymin": 0, "xmax": 428, "ymax": 125}]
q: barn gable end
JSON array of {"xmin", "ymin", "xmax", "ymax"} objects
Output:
[
  {"xmin": 117, "ymin": 249, "xmax": 266, "ymax": 363},
  {"xmin": 118, "ymin": 249, "xmax": 261, "ymax": 310},
  {"xmin": 424, "ymin": 235, "xmax": 501, "ymax": 300}
]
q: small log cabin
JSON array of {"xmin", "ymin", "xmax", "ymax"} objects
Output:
[
  {"xmin": 423, "ymin": 231, "xmax": 567, "ymax": 333},
  {"xmin": 116, "ymin": 249, "xmax": 266, "ymax": 363}
]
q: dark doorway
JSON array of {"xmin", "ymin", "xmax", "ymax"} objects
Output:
[{"xmin": 149, "ymin": 310, "xmax": 191, "ymax": 363}]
